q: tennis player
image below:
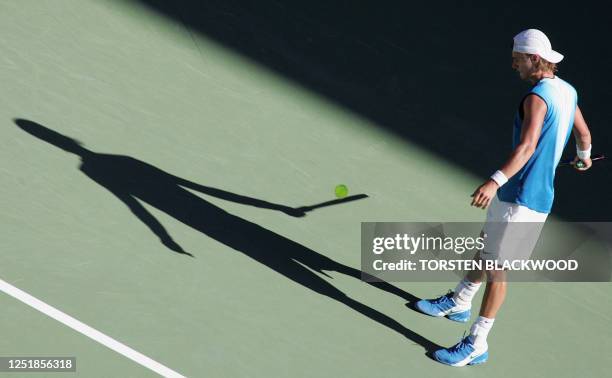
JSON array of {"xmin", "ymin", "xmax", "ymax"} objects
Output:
[{"xmin": 414, "ymin": 29, "xmax": 593, "ymax": 366}]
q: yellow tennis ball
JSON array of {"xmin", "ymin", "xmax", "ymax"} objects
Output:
[{"xmin": 335, "ymin": 184, "xmax": 348, "ymax": 198}]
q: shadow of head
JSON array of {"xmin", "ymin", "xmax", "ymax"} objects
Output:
[{"xmin": 14, "ymin": 118, "xmax": 91, "ymax": 156}]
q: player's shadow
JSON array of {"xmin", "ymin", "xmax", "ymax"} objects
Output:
[{"xmin": 15, "ymin": 118, "xmax": 440, "ymax": 353}]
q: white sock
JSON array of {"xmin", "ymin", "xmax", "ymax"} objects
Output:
[
  {"xmin": 470, "ymin": 316, "xmax": 495, "ymax": 349},
  {"xmin": 452, "ymin": 278, "xmax": 482, "ymax": 307}
]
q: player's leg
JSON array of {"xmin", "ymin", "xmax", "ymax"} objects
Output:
[
  {"xmin": 479, "ymin": 270, "xmax": 506, "ymax": 318},
  {"xmin": 466, "ymin": 205, "xmax": 547, "ymax": 355},
  {"xmin": 432, "ymin": 203, "xmax": 546, "ymax": 366},
  {"xmin": 414, "ymin": 198, "xmax": 505, "ymax": 321},
  {"xmin": 452, "ymin": 251, "xmax": 486, "ymax": 306},
  {"xmin": 431, "ymin": 269, "xmax": 504, "ymax": 366},
  {"xmin": 428, "ymin": 197, "xmax": 510, "ymax": 366}
]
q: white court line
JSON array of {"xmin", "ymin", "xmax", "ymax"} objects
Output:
[{"xmin": 0, "ymin": 278, "xmax": 186, "ymax": 378}]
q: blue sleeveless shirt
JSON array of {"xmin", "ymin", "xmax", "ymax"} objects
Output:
[{"xmin": 497, "ymin": 77, "xmax": 577, "ymax": 213}]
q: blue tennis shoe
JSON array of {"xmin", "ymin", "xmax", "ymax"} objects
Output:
[
  {"xmin": 433, "ymin": 334, "xmax": 488, "ymax": 366},
  {"xmin": 414, "ymin": 291, "xmax": 471, "ymax": 323}
]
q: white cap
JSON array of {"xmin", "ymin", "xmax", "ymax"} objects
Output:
[{"xmin": 513, "ymin": 29, "xmax": 564, "ymax": 63}]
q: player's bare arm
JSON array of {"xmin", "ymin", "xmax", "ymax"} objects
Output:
[{"xmin": 571, "ymin": 105, "xmax": 593, "ymax": 171}]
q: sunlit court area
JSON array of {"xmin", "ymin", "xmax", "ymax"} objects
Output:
[{"xmin": 1, "ymin": 1, "xmax": 611, "ymax": 377}]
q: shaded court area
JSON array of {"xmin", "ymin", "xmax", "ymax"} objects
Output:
[{"xmin": 1, "ymin": 1, "xmax": 610, "ymax": 377}]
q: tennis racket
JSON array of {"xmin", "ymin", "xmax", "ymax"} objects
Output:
[{"xmin": 558, "ymin": 154, "xmax": 605, "ymax": 168}]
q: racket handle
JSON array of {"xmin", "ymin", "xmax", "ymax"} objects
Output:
[{"xmin": 559, "ymin": 154, "xmax": 605, "ymax": 166}]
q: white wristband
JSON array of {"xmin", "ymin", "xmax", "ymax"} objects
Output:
[
  {"xmin": 490, "ymin": 170, "xmax": 508, "ymax": 187},
  {"xmin": 576, "ymin": 144, "xmax": 591, "ymax": 160}
]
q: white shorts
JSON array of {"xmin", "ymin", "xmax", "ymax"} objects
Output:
[{"xmin": 481, "ymin": 196, "xmax": 548, "ymax": 262}]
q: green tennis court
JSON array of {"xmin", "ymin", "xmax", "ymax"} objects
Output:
[{"xmin": 1, "ymin": 1, "xmax": 610, "ymax": 377}]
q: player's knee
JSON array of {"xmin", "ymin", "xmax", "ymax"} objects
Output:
[{"xmin": 485, "ymin": 269, "xmax": 507, "ymax": 282}]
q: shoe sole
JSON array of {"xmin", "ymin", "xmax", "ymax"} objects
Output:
[
  {"xmin": 434, "ymin": 351, "xmax": 489, "ymax": 367},
  {"xmin": 413, "ymin": 302, "xmax": 470, "ymax": 323},
  {"xmin": 445, "ymin": 310, "xmax": 471, "ymax": 323},
  {"xmin": 467, "ymin": 352, "xmax": 488, "ymax": 366}
]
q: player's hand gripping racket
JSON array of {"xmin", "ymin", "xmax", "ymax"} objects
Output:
[{"xmin": 558, "ymin": 154, "xmax": 605, "ymax": 169}]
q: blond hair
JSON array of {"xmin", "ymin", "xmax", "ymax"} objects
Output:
[{"xmin": 529, "ymin": 54, "xmax": 558, "ymax": 73}]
